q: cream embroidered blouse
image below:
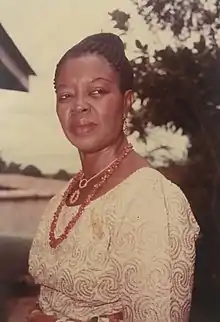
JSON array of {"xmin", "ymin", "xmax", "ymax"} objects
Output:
[{"xmin": 29, "ymin": 168, "xmax": 199, "ymax": 321}]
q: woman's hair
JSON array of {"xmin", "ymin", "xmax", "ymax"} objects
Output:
[{"xmin": 54, "ymin": 33, "xmax": 133, "ymax": 93}]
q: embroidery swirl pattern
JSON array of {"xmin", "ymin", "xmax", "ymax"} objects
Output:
[{"xmin": 29, "ymin": 168, "xmax": 199, "ymax": 321}]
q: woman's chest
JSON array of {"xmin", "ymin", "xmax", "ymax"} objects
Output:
[{"xmin": 29, "ymin": 201, "xmax": 123, "ymax": 298}]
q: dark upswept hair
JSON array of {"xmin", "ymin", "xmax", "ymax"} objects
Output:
[{"xmin": 54, "ymin": 33, "xmax": 133, "ymax": 93}]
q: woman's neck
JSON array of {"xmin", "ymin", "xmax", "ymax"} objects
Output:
[{"xmin": 79, "ymin": 137, "xmax": 128, "ymax": 179}]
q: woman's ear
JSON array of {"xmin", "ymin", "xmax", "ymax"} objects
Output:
[{"xmin": 123, "ymin": 90, "xmax": 134, "ymax": 116}]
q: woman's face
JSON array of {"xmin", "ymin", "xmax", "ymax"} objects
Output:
[{"xmin": 55, "ymin": 54, "xmax": 133, "ymax": 153}]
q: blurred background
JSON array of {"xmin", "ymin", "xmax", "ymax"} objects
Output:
[{"xmin": 0, "ymin": 0, "xmax": 220, "ymax": 321}]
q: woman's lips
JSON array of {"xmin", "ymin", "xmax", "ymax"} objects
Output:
[{"xmin": 73, "ymin": 122, "xmax": 97, "ymax": 135}]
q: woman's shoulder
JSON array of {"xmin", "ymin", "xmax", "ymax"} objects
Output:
[
  {"xmin": 39, "ymin": 180, "xmax": 71, "ymax": 220},
  {"xmin": 126, "ymin": 166, "xmax": 199, "ymax": 234},
  {"xmin": 124, "ymin": 166, "xmax": 191, "ymax": 214},
  {"xmin": 127, "ymin": 166, "xmax": 173, "ymax": 192},
  {"xmin": 129, "ymin": 166, "xmax": 184, "ymax": 193},
  {"xmin": 136, "ymin": 167, "xmax": 191, "ymax": 208},
  {"xmin": 53, "ymin": 180, "xmax": 71, "ymax": 201}
]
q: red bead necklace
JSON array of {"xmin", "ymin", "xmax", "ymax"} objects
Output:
[{"xmin": 49, "ymin": 143, "xmax": 133, "ymax": 248}]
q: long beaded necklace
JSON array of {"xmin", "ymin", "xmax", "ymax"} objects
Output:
[
  {"xmin": 66, "ymin": 157, "xmax": 121, "ymax": 207},
  {"xmin": 49, "ymin": 143, "xmax": 133, "ymax": 248}
]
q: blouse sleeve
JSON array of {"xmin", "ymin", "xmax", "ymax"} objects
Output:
[{"xmin": 112, "ymin": 176, "xmax": 199, "ymax": 321}]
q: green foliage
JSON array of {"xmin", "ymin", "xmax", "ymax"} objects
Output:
[
  {"xmin": 52, "ymin": 169, "xmax": 72, "ymax": 181},
  {"xmin": 109, "ymin": 0, "xmax": 220, "ymax": 311},
  {"xmin": 131, "ymin": 0, "xmax": 220, "ymax": 41},
  {"xmin": 22, "ymin": 165, "xmax": 42, "ymax": 177},
  {"xmin": 0, "ymin": 154, "xmax": 7, "ymax": 173},
  {"xmin": 108, "ymin": 10, "xmax": 130, "ymax": 33},
  {"xmin": 0, "ymin": 155, "xmax": 71, "ymax": 181}
]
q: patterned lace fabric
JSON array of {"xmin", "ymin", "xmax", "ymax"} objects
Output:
[{"xmin": 29, "ymin": 168, "xmax": 199, "ymax": 322}]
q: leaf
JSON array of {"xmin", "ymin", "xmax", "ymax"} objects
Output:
[{"xmin": 135, "ymin": 39, "xmax": 143, "ymax": 49}]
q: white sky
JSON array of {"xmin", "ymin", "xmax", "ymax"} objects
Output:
[{"xmin": 0, "ymin": 0, "xmax": 190, "ymax": 173}]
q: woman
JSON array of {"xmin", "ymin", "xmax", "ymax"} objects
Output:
[{"xmin": 28, "ymin": 33, "xmax": 199, "ymax": 322}]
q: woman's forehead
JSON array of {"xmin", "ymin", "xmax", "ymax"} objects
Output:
[{"xmin": 56, "ymin": 55, "xmax": 119, "ymax": 84}]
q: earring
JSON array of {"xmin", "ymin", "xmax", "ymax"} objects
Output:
[{"xmin": 123, "ymin": 116, "xmax": 129, "ymax": 136}]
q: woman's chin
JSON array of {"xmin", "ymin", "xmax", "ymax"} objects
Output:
[{"xmin": 67, "ymin": 135, "xmax": 102, "ymax": 153}]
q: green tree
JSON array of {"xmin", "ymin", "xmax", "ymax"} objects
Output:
[
  {"xmin": 52, "ymin": 169, "xmax": 72, "ymax": 181},
  {"xmin": 22, "ymin": 165, "xmax": 43, "ymax": 177},
  {"xmin": 131, "ymin": 0, "xmax": 220, "ymax": 41},
  {"xmin": 109, "ymin": 0, "xmax": 220, "ymax": 315},
  {"xmin": 0, "ymin": 155, "xmax": 7, "ymax": 173}
]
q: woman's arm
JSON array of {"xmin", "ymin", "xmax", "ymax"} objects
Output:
[{"xmin": 113, "ymin": 177, "xmax": 199, "ymax": 321}]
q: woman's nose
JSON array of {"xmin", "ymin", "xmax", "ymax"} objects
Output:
[
  {"xmin": 74, "ymin": 91, "xmax": 90, "ymax": 114},
  {"xmin": 75, "ymin": 104, "xmax": 90, "ymax": 114}
]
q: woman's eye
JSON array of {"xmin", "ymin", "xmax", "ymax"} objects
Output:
[
  {"xmin": 90, "ymin": 88, "xmax": 107, "ymax": 96},
  {"xmin": 58, "ymin": 93, "xmax": 72, "ymax": 102}
]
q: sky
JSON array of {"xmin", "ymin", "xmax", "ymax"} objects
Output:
[{"xmin": 0, "ymin": 0, "xmax": 190, "ymax": 174}]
